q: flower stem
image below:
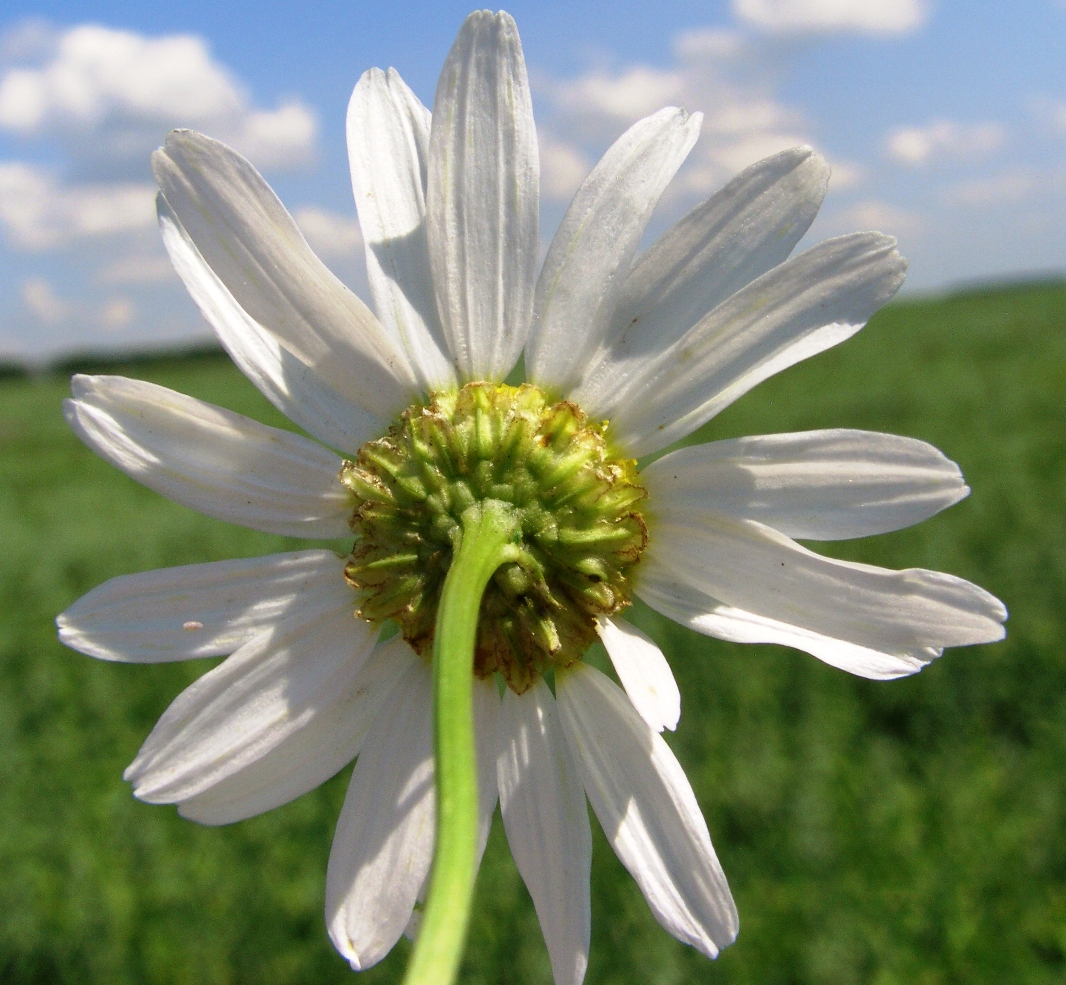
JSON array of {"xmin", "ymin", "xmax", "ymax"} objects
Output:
[{"xmin": 402, "ymin": 500, "xmax": 520, "ymax": 985}]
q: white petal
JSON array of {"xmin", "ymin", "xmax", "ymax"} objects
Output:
[
  {"xmin": 64, "ymin": 375, "xmax": 352, "ymax": 538},
  {"xmin": 402, "ymin": 675, "xmax": 499, "ymax": 944},
  {"xmin": 641, "ymin": 429, "xmax": 969, "ymax": 541},
  {"xmin": 426, "ymin": 10, "xmax": 539, "ymax": 382},
  {"xmin": 179, "ymin": 634, "xmax": 416, "ymax": 825},
  {"xmin": 637, "ymin": 564, "xmax": 941, "ymax": 679},
  {"xmin": 525, "ymin": 108, "xmax": 701, "ymax": 394},
  {"xmin": 153, "ymin": 130, "xmax": 417, "ymax": 415},
  {"xmin": 326, "ymin": 657, "xmax": 499, "ymax": 968},
  {"xmin": 347, "ymin": 68, "xmax": 455, "ymax": 392},
  {"xmin": 326, "ymin": 656, "xmax": 435, "ymax": 970},
  {"xmin": 497, "ymin": 681, "xmax": 591, "ymax": 985},
  {"xmin": 579, "ymin": 147, "xmax": 829, "ymax": 392},
  {"xmin": 579, "ymin": 233, "xmax": 907, "ymax": 456},
  {"xmin": 57, "ymin": 550, "xmax": 347, "ymax": 663},
  {"xmin": 124, "ymin": 603, "xmax": 377, "ymax": 804},
  {"xmin": 557, "ymin": 663, "xmax": 737, "ymax": 958},
  {"xmin": 158, "ymin": 193, "xmax": 380, "ymax": 454},
  {"xmin": 599, "ymin": 617, "xmax": 680, "ymax": 733},
  {"xmin": 472, "ymin": 675, "xmax": 502, "ymax": 859},
  {"xmin": 644, "ymin": 510, "xmax": 1007, "ymax": 669}
]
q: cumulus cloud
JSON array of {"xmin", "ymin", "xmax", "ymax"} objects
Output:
[
  {"xmin": 943, "ymin": 171, "xmax": 1039, "ymax": 207},
  {"xmin": 0, "ymin": 162, "xmax": 155, "ymax": 250},
  {"xmin": 20, "ymin": 274, "xmax": 137, "ymax": 336},
  {"xmin": 538, "ymin": 132, "xmax": 591, "ymax": 201},
  {"xmin": 21, "ymin": 276, "xmax": 69, "ymax": 323},
  {"xmin": 827, "ymin": 159, "xmax": 865, "ymax": 189},
  {"xmin": 886, "ymin": 120, "xmax": 1006, "ymax": 165},
  {"xmin": 540, "ymin": 27, "xmax": 813, "ymax": 207},
  {"xmin": 1045, "ymin": 100, "xmax": 1066, "ymax": 133},
  {"xmin": 550, "ymin": 65, "xmax": 683, "ymax": 123},
  {"xmin": 0, "ymin": 23, "xmax": 316, "ymax": 171},
  {"xmin": 733, "ymin": 0, "xmax": 926, "ymax": 34},
  {"xmin": 1028, "ymin": 95, "xmax": 1066, "ymax": 136},
  {"xmin": 98, "ymin": 253, "xmax": 175, "ymax": 286},
  {"xmin": 292, "ymin": 206, "xmax": 363, "ymax": 262},
  {"xmin": 0, "ymin": 18, "xmax": 54, "ymax": 61},
  {"xmin": 99, "ymin": 295, "xmax": 135, "ymax": 331},
  {"xmin": 822, "ymin": 199, "xmax": 924, "ymax": 238}
]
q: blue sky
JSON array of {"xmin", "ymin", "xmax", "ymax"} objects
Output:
[{"xmin": 1, "ymin": 0, "xmax": 1064, "ymax": 362}]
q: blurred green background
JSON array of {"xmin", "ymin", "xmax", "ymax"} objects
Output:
[{"xmin": 2, "ymin": 280, "xmax": 1064, "ymax": 984}]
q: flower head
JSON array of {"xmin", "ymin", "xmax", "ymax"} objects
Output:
[{"xmin": 57, "ymin": 9, "xmax": 1006, "ymax": 984}]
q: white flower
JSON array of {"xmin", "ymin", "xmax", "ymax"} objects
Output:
[{"xmin": 56, "ymin": 10, "xmax": 1006, "ymax": 985}]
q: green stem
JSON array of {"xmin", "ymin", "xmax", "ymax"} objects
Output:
[{"xmin": 402, "ymin": 500, "xmax": 520, "ymax": 985}]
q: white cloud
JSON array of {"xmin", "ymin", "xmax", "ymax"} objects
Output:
[
  {"xmin": 1044, "ymin": 100, "xmax": 1066, "ymax": 133},
  {"xmin": 0, "ymin": 162, "xmax": 156, "ymax": 250},
  {"xmin": 0, "ymin": 18, "xmax": 54, "ymax": 61},
  {"xmin": 0, "ymin": 26, "xmax": 239, "ymax": 129},
  {"xmin": 827, "ymin": 159, "xmax": 864, "ymax": 189},
  {"xmin": 943, "ymin": 171, "xmax": 1039, "ymax": 207},
  {"xmin": 0, "ymin": 163, "xmax": 155, "ymax": 249},
  {"xmin": 0, "ymin": 23, "xmax": 316, "ymax": 170},
  {"xmin": 99, "ymin": 295, "xmax": 135, "ymax": 331},
  {"xmin": 292, "ymin": 206, "xmax": 362, "ymax": 262},
  {"xmin": 541, "ymin": 28, "xmax": 811, "ymax": 206},
  {"xmin": 0, "ymin": 22, "xmax": 325, "ymax": 359},
  {"xmin": 734, "ymin": 0, "xmax": 927, "ymax": 34},
  {"xmin": 98, "ymin": 253, "xmax": 175, "ymax": 285},
  {"xmin": 885, "ymin": 120, "xmax": 1006, "ymax": 165},
  {"xmin": 21, "ymin": 276, "xmax": 69, "ymax": 323},
  {"xmin": 232, "ymin": 101, "xmax": 317, "ymax": 169},
  {"xmin": 551, "ymin": 65, "xmax": 683, "ymax": 123},
  {"xmin": 828, "ymin": 199, "xmax": 924, "ymax": 237},
  {"xmin": 1028, "ymin": 95, "xmax": 1066, "ymax": 136},
  {"xmin": 538, "ymin": 132, "xmax": 591, "ymax": 201}
]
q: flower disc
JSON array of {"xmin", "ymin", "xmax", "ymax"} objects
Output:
[{"xmin": 341, "ymin": 382, "xmax": 648, "ymax": 692}]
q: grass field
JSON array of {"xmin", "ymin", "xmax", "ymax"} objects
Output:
[{"xmin": 2, "ymin": 279, "xmax": 1064, "ymax": 984}]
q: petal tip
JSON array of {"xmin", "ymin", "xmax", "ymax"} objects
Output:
[
  {"xmin": 67, "ymin": 373, "xmax": 94, "ymax": 397},
  {"xmin": 61, "ymin": 397, "xmax": 79, "ymax": 428}
]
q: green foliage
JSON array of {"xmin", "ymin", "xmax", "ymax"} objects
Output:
[{"xmin": 2, "ymin": 281, "xmax": 1064, "ymax": 984}]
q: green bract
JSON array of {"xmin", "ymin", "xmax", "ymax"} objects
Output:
[{"xmin": 341, "ymin": 382, "xmax": 648, "ymax": 692}]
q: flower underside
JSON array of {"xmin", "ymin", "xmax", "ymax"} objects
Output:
[{"xmin": 341, "ymin": 382, "xmax": 648, "ymax": 693}]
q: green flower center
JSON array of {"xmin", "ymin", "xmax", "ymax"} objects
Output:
[{"xmin": 341, "ymin": 382, "xmax": 648, "ymax": 693}]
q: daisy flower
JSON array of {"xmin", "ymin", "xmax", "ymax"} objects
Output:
[{"xmin": 57, "ymin": 9, "xmax": 1007, "ymax": 985}]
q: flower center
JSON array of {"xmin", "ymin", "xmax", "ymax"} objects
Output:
[{"xmin": 341, "ymin": 382, "xmax": 648, "ymax": 693}]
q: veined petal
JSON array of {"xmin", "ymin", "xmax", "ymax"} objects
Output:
[
  {"xmin": 578, "ymin": 233, "xmax": 907, "ymax": 456},
  {"xmin": 403, "ymin": 674, "xmax": 500, "ymax": 944},
  {"xmin": 525, "ymin": 108, "xmax": 701, "ymax": 394},
  {"xmin": 599, "ymin": 617, "xmax": 680, "ymax": 733},
  {"xmin": 153, "ymin": 130, "xmax": 418, "ymax": 415},
  {"xmin": 158, "ymin": 193, "xmax": 381, "ymax": 455},
  {"xmin": 326, "ymin": 656, "xmax": 435, "ymax": 970},
  {"xmin": 578, "ymin": 146, "xmax": 828, "ymax": 392},
  {"xmin": 641, "ymin": 429, "xmax": 969, "ymax": 541},
  {"xmin": 557, "ymin": 663, "xmax": 738, "ymax": 958},
  {"xmin": 497, "ymin": 681, "xmax": 591, "ymax": 985},
  {"xmin": 472, "ymin": 675, "xmax": 502, "ymax": 858},
  {"xmin": 64, "ymin": 375, "xmax": 352, "ymax": 538},
  {"xmin": 179, "ymin": 634, "xmax": 416, "ymax": 825},
  {"xmin": 326, "ymin": 661, "xmax": 499, "ymax": 969},
  {"xmin": 644, "ymin": 510, "xmax": 1007, "ymax": 668},
  {"xmin": 427, "ymin": 10, "xmax": 539, "ymax": 382},
  {"xmin": 347, "ymin": 68, "xmax": 455, "ymax": 392},
  {"xmin": 637, "ymin": 562, "xmax": 942, "ymax": 679},
  {"xmin": 124, "ymin": 603, "xmax": 377, "ymax": 804},
  {"xmin": 57, "ymin": 550, "xmax": 347, "ymax": 663}
]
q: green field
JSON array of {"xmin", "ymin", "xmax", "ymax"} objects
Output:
[{"xmin": 2, "ymin": 280, "xmax": 1064, "ymax": 984}]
